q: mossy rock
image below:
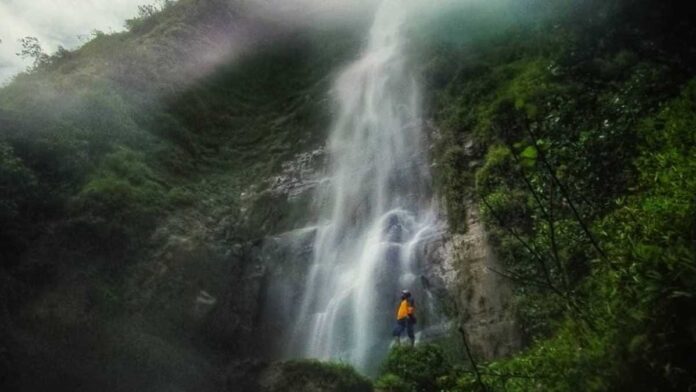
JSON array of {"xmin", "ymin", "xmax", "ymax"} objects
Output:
[{"xmin": 236, "ymin": 360, "xmax": 373, "ymax": 392}]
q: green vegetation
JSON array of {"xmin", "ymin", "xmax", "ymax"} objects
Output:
[
  {"xmin": 415, "ymin": 0, "xmax": 696, "ymax": 390},
  {"xmin": 376, "ymin": 345, "xmax": 453, "ymax": 392},
  {"xmin": 267, "ymin": 360, "xmax": 374, "ymax": 392},
  {"xmin": 1, "ymin": 0, "xmax": 695, "ymax": 390},
  {"xmin": 0, "ymin": 1, "xmax": 360, "ymax": 390}
]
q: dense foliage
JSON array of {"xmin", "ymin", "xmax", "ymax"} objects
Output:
[
  {"xmin": 266, "ymin": 360, "xmax": 374, "ymax": 392},
  {"xmin": 0, "ymin": 1, "xmax": 359, "ymax": 390},
  {"xmin": 376, "ymin": 345, "xmax": 453, "ymax": 392},
  {"xmin": 421, "ymin": 0, "xmax": 696, "ymax": 390}
]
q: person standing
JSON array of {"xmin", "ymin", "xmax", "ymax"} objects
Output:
[{"xmin": 392, "ymin": 289, "xmax": 416, "ymax": 346}]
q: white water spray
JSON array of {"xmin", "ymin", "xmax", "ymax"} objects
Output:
[{"xmin": 281, "ymin": 0, "xmax": 438, "ymax": 371}]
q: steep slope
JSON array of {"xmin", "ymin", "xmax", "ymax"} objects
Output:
[
  {"xmin": 417, "ymin": 0, "xmax": 696, "ymax": 390},
  {"xmin": 0, "ymin": 1, "xmax": 362, "ymax": 390}
]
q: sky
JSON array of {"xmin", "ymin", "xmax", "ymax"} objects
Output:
[
  {"xmin": 0, "ymin": 0, "xmax": 471, "ymax": 85},
  {"xmin": 0, "ymin": 0, "xmax": 381, "ymax": 84},
  {"xmin": 0, "ymin": 0, "xmax": 150, "ymax": 84}
]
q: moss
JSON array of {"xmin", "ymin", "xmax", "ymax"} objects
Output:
[{"xmin": 268, "ymin": 360, "xmax": 373, "ymax": 392}]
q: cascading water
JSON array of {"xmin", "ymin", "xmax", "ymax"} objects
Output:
[{"xmin": 281, "ymin": 0, "xmax": 439, "ymax": 371}]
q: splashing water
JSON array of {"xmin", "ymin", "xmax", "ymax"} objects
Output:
[{"xmin": 283, "ymin": 0, "xmax": 438, "ymax": 371}]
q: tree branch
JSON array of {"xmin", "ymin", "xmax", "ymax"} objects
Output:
[
  {"xmin": 523, "ymin": 119, "xmax": 606, "ymax": 259},
  {"xmin": 458, "ymin": 326, "xmax": 488, "ymax": 392}
]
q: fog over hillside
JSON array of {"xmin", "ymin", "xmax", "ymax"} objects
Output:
[
  {"xmin": 0, "ymin": 0, "xmax": 510, "ymax": 84},
  {"xmin": 0, "ymin": 0, "xmax": 152, "ymax": 83},
  {"xmin": 0, "ymin": 0, "xmax": 369, "ymax": 83}
]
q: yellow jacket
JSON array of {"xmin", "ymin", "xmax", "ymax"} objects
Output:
[{"xmin": 396, "ymin": 298, "xmax": 414, "ymax": 320}]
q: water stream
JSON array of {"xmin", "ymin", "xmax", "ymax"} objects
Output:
[{"xmin": 278, "ymin": 0, "xmax": 439, "ymax": 372}]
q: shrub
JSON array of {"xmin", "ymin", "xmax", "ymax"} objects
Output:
[
  {"xmin": 268, "ymin": 360, "xmax": 373, "ymax": 392},
  {"xmin": 375, "ymin": 373, "xmax": 411, "ymax": 392},
  {"xmin": 378, "ymin": 345, "xmax": 452, "ymax": 392}
]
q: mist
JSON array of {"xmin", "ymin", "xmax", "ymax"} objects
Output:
[
  {"xmin": 0, "ymin": 0, "xmax": 157, "ymax": 83},
  {"xmin": 0, "ymin": 0, "xmax": 532, "ymax": 84}
]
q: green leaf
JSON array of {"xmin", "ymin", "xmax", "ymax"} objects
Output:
[{"xmin": 520, "ymin": 145, "xmax": 538, "ymax": 160}]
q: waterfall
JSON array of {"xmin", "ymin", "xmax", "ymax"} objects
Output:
[{"xmin": 280, "ymin": 0, "xmax": 437, "ymax": 372}]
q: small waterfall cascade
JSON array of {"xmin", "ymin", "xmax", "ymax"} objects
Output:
[{"xmin": 280, "ymin": 0, "xmax": 439, "ymax": 372}]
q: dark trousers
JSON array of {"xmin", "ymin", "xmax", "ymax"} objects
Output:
[{"xmin": 392, "ymin": 317, "xmax": 415, "ymax": 340}]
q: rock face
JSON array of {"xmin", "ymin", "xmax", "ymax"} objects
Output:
[
  {"xmin": 243, "ymin": 137, "xmax": 522, "ymax": 363},
  {"xmin": 423, "ymin": 201, "xmax": 522, "ymax": 360},
  {"xmin": 119, "ymin": 137, "xmax": 520, "ymax": 385},
  {"xmin": 238, "ymin": 149, "xmax": 327, "ymax": 357},
  {"xmin": 269, "ymin": 148, "xmax": 325, "ymax": 199}
]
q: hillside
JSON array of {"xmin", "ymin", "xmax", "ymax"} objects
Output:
[
  {"xmin": 1, "ymin": 0, "xmax": 695, "ymax": 391},
  {"xmin": 419, "ymin": 0, "xmax": 696, "ymax": 390},
  {"xmin": 1, "ymin": 1, "xmax": 361, "ymax": 390}
]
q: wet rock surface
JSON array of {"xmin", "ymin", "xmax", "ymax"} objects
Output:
[
  {"xmin": 424, "ymin": 201, "xmax": 522, "ymax": 360},
  {"xmin": 269, "ymin": 148, "xmax": 325, "ymax": 199}
]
